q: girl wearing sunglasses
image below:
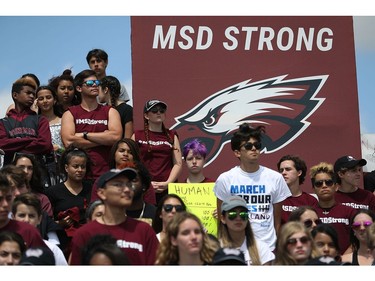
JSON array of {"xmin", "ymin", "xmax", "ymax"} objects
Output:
[
  {"xmin": 152, "ymin": 193, "xmax": 186, "ymax": 241},
  {"xmin": 341, "ymin": 209, "xmax": 375, "ymax": 265},
  {"xmin": 218, "ymin": 196, "xmax": 274, "ymax": 265},
  {"xmin": 132, "ymin": 99, "xmax": 182, "ymax": 206},
  {"xmin": 310, "ymin": 162, "xmax": 357, "ymax": 255},
  {"xmin": 274, "ymin": 221, "xmax": 319, "ymax": 265}
]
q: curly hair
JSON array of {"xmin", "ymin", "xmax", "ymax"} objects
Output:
[
  {"xmin": 277, "ymin": 154, "xmax": 307, "ymax": 185},
  {"xmin": 230, "ymin": 123, "xmax": 265, "ymax": 151}
]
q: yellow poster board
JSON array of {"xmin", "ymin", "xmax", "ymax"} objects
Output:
[{"xmin": 168, "ymin": 182, "xmax": 218, "ymax": 237}]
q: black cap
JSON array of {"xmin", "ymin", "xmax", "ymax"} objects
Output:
[
  {"xmin": 143, "ymin": 99, "xmax": 167, "ymax": 112},
  {"xmin": 20, "ymin": 247, "xmax": 55, "ymax": 265},
  {"xmin": 334, "ymin": 156, "xmax": 367, "ymax": 173},
  {"xmin": 97, "ymin": 168, "xmax": 137, "ymax": 188},
  {"xmin": 212, "ymin": 247, "xmax": 246, "ymax": 265}
]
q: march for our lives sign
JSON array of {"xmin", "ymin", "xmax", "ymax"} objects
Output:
[{"xmin": 168, "ymin": 183, "xmax": 218, "ymax": 237}]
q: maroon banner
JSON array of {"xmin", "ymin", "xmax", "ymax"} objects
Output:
[{"xmin": 131, "ymin": 16, "xmax": 360, "ymax": 193}]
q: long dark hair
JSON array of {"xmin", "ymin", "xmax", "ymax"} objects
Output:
[
  {"xmin": 152, "ymin": 193, "xmax": 186, "ymax": 234},
  {"xmin": 12, "ymin": 153, "xmax": 45, "ymax": 194}
]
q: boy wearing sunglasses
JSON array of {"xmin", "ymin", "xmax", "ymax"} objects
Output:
[
  {"xmin": 310, "ymin": 162, "xmax": 356, "ymax": 255},
  {"xmin": 334, "ymin": 155, "xmax": 375, "ymax": 213},
  {"xmin": 86, "ymin": 48, "xmax": 130, "ymax": 103},
  {"xmin": 61, "ymin": 69, "xmax": 122, "ymax": 182},
  {"xmin": 214, "ymin": 123, "xmax": 291, "ymax": 252}
]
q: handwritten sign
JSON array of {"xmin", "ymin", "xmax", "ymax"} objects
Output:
[{"xmin": 168, "ymin": 182, "xmax": 218, "ymax": 237}]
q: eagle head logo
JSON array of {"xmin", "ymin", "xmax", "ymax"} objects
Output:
[{"xmin": 170, "ymin": 75, "xmax": 328, "ymax": 166}]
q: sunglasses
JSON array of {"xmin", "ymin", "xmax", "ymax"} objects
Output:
[
  {"xmin": 240, "ymin": 142, "xmax": 262, "ymax": 150},
  {"xmin": 227, "ymin": 211, "xmax": 249, "ymax": 221},
  {"xmin": 163, "ymin": 204, "xmax": 184, "ymax": 213},
  {"xmin": 313, "ymin": 179, "xmax": 334, "ymax": 188},
  {"xmin": 287, "ymin": 236, "xmax": 310, "ymax": 246},
  {"xmin": 83, "ymin": 80, "xmax": 101, "ymax": 87},
  {"xmin": 352, "ymin": 221, "xmax": 373, "ymax": 230},
  {"xmin": 303, "ymin": 219, "xmax": 322, "ymax": 228},
  {"xmin": 150, "ymin": 107, "xmax": 166, "ymax": 114}
]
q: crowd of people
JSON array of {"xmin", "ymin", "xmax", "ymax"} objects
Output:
[{"xmin": 1, "ymin": 48, "xmax": 375, "ymax": 266}]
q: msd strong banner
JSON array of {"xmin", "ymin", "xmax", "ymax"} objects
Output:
[{"xmin": 131, "ymin": 16, "xmax": 361, "ymax": 193}]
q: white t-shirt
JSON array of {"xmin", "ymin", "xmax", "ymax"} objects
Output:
[
  {"xmin": 44, "ymin": 240, "xmax": 68, "ymax": 265},
  {"xmin": 214, "ymin": 165, "xmax": 291, "ymax": 251},
  {"xmin": 239, "ymin": 237, "xmax": 275, "ymax": 265}
]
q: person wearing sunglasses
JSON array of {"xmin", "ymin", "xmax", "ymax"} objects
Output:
[
  {"xmin": 86, "ymin": 48, "xmax": 130, "ymax": 104},
  {"xmin": 288, "ymin": 205, "xmax": 322, "ymax": 232},
  {"xmin": 61, "ymin": 69, "xmax": 122, "ymax": 182},
  {"xmin": 214, "ymin": 123, "xmax": 291, "ymax": 252},
  {"xmin": 334, "ymin": 155, "xmax": 375, "ymax": 213},
  {"xmin": 310, "ymin": 162, "xmax": 356, "ymax": 255},
  {"xmin": 152, "ymin": 193, "xmax": 186, "ymax": 241},
  {"xmin": 155, "ymin": 211, "xmax": 219, "ymax": 265},
  {"xmin": 341, "ymin": 209, "xmax": 375, "ymax": 265},
  {"xmin": 69, "ymin": 166, "xmax": 159, "ymax": 265},
  {"xmin": 218, "ymin": 196, "xmax": 274, "ymax": 265},
  {"xmin": 274, "ymin": 221, "xmax": 319, "ymax": 265},
  {"xmin": 132, "ymin": 99, "xmax": 182, "ymax": 206},
  {"xmin": 277, "ymin": 155, "xmax": 318, "ymax": 227}
]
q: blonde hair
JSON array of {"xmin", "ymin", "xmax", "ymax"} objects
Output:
[
  {"xmin": 274, "ymin": 221, "xmax": 319, "ymax": 265},
  {"xmin": 309, "ymin": 162, "xmax": 336, "ymax": 186},
  {"xmin": 154, "ymin": 212, "xmax": 218, "ymax": 265}
]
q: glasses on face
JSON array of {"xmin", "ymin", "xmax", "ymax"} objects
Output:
[
  {"xmin": 227, "ymin": 211, "xmax": 249, "ymax": 221},
  {"xmin": 108, "ymin": 181, "xmax": 135, "ymax": 191},
  {"xmin": 83, "ymin": 80, "xmax": 101, "ymax": 87},
  {"xmin": 163, "ymin": 204, "xmax": 184, "ymax": 213},
  {"xmin": 303, "ymin": 219, "xmax": 322, "ymax": 228},
  {"xmin": 287, "ymin": 236, "xmax": 310, "ymax": 246},
  {"xmin": 240, "ymin": 142, "xmax": 262, "ymax": 150},
  {"xmin": 313, "ymin": 179, "xmax": 334, "ymax": 188},
  {"xmin": 150, "ymin": 107, "xmax": 166, "ymax": 114},
  {"xmin": 352, "ymin": 221, "xmax": 373, "ymax": 230}
]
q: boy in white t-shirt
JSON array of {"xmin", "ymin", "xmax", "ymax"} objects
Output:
[{"xmin": 214, "ymin": 123, "xmax": 291, "ymax": 251}]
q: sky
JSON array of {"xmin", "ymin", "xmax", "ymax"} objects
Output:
[{"xmin": 0, "ymin": 15, "xmax": 374, "ymax": 135}]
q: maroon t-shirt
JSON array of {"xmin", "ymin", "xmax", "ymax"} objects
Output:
[
  {"xmin": 1, "ymin": 219, "xmax": 46, "ymax": 249},
  {"xmin": 312, "ymin": 202, "xmax": 356, "ymax": 254},
  {"xmin": 335, "ymin": 188, "xmax": 375, "ymax": 212},
  {"xmin": 68, "ymin": 104, "xmax": 112, "ymax": 180},
  {"xmin": 281, "ymin": 192, "xmax": 318, "ymax": 225},
  {"xmin": 70, "ymin": 218, "xmax": 159, "ymax": 265},
  {"xmin": 134, "ymin": 129, "xmax": 178, "ymax": 204}
]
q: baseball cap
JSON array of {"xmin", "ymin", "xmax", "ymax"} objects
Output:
[
  {"xmin": 20, "ymin": 247, "xmax": 55, "ymax": 265},
  {"xmin": 334, "ymin": 156, "xmax": 367, "ymax": 172},
  {"xmin": 97, "ymin": 168, "xmax": 137, "ymax": 188},
  {"xmin": 212, "ymin": 247, "xmax": 246, "ymax": 265},
  {"xmin": 143, "ymin": 99, "xmax": 167, "ymax": 112},
  {"xmin": 221, "ymin": 196, "xmax": 248, "ymax": 213}
]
